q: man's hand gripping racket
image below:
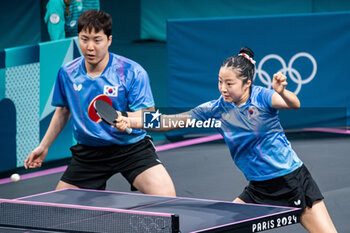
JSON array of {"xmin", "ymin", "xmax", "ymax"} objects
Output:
[{"xmin": 88, "ymin": 95, "xmax": 132, "ymax": 134}]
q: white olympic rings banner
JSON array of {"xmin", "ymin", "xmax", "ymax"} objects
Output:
[{"xmin": 255, "ymin": 53, "xmax": 317, "ymax": 95}]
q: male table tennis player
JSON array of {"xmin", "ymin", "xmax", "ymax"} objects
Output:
[{"xmin": 25, "ymin": 9, "xmax": 175, "ymax": 197}]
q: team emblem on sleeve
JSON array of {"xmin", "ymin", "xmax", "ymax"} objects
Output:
[{"xmin": 50, "ymin": 14, "xmax": 60, "ymax": 24}]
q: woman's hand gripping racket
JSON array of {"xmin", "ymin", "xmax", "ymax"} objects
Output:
[{"xmin": 88, "ymin": 95, "xmax": 132, "ymax": 134}]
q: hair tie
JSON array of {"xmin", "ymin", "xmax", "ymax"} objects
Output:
[{"xmin": 238, "ymin": 53, "xmax": 256, "ymax": 65}]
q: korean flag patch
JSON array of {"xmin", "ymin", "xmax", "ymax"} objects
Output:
[
  {"xmin": 248, "ymin": 106, "xmax": 259, "ymax": 119},
  {"xmin": 104, "ymin": 85, "xmax": 118, "ymax": 97}
]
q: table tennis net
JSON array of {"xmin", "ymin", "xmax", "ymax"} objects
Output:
[{"xmin": 0, "ymin": 199, "xmax": 179, "ymax": 233}]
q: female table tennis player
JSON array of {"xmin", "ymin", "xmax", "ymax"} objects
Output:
[{"xmin": 116, "ymin": 47, "xmax": 337, "ymax": 233}]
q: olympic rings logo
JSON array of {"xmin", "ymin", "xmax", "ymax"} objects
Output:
[{"xmin": 255, "ymin": 52, "xmax": 317, "ymax": 95}]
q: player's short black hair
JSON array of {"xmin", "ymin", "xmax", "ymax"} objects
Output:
[
  {"xmin": 221, "ymin": 47, "xmax": 255, "ymax": 85},
  {"xmin": 78, "ymin": 9, "xmax": 112, "ymax": 37}
]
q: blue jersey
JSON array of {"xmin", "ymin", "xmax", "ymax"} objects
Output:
[
  {"xmin": 52, "ymin": 53, "xmax": 154, "ymax": 146},
  {"xmin": 190, "ymin": 85, "xmax": 303, "ymax": 181}
]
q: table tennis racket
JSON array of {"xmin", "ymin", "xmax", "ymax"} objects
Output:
[
  {"xmin": 88, "ymin": 95, "xmax": 132, "ymax": 134},
  {"xmin": 88, "ymin": 94, "xmax": 112, "ymax": 122}
]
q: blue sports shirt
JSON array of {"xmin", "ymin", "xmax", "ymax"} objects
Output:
[
  {"xmin": 190, "ymin": 85, "xmax": 303, "ymax": 181},
  {"xmin": 52, "ymin": 53, "xmax": 154, "ymax": 146}
]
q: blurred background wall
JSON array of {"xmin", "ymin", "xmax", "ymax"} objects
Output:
[
  {"xmin": 0, "ymin": 0, "xmax": 350, "ymax": 173},
  {"xmin": 1, "ymin": 0, "xmax": 350, "ymax": 107}
]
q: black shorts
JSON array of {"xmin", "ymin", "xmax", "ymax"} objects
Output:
[
  {"xmin": 60, "ymin": 136, "xmax": 161, "ymax": 191},
  {"xmin": 239, "ymin": 164, "xmax": 324, "ymax": 210}
]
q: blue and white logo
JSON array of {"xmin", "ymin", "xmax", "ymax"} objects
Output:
[{"xmin": 143, "ymin": 110, "xmax": 161, "ymax": 129}]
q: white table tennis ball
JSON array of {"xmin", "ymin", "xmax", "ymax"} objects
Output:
[{"xmin": 11, "ymin": 173, "xmax": 20, "ymax": 182}]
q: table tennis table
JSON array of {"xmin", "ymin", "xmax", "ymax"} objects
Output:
[{"xmin": 0, "ymin": 188, "xmax": 301, "ymax": 233}]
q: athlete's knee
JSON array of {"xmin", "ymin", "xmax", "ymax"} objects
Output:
[
  {"xmin": 301, "ymin": 201, "xmax": 337, "ymax": 233},
  {"xmin": 161, "ymin": 183, "xmax": 176, "ymax": 197},
  {"xmin": 132, "ymin": 164, "xmax": 176, "ymax": 196}
]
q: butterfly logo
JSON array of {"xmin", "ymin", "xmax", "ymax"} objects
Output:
[
  {"xmin": 294, "ymin": 199, "xmax": 301, "ymax": 206},
  {"xmin": 73, "ymin": 83, "xmax": 82, "ymax": 91}
]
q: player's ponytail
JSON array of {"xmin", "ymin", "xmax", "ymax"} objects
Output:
[{"xmin": 221, "ymin": 46, "xmax": 256, "ymax": 85}]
